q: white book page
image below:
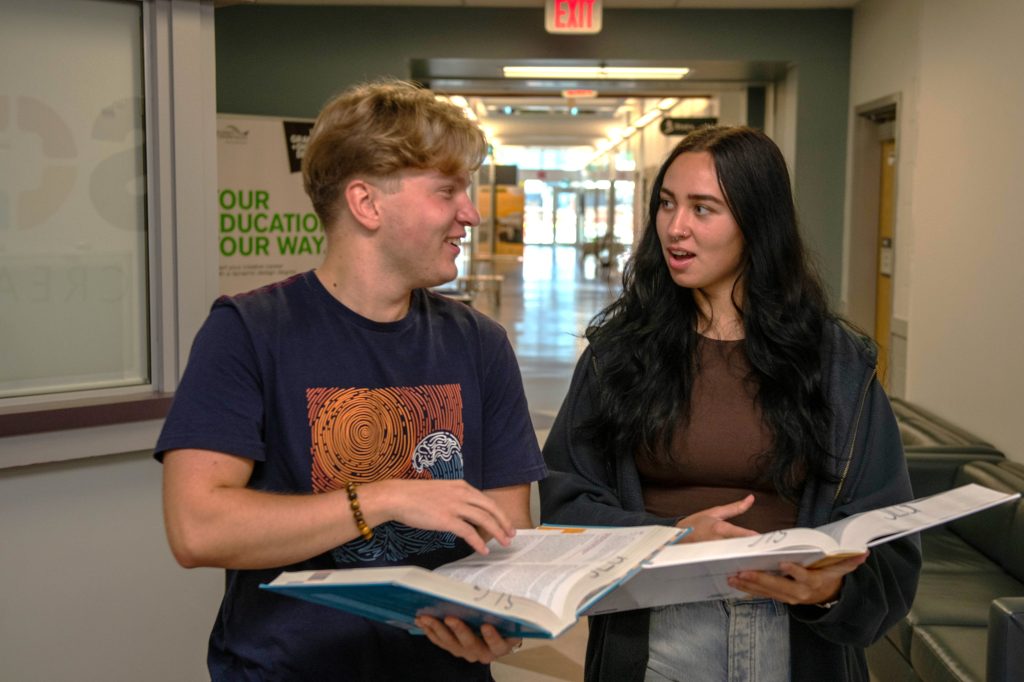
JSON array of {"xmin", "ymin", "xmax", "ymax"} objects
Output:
[
  {"xmin": 644, "ymin": 527, "xmax": 836, "ymax": 569},
  {"xmin": 435, "ymin": 527, "xmax": 658, "ymax": 613},
  {"xmin": 816, "ymin": 483, "xmax": 1019, "ymax": 549}
]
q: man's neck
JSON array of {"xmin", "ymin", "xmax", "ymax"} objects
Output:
[{"xmin": 315, "ymin": 261, "xmax": 412, "ymax": 323}]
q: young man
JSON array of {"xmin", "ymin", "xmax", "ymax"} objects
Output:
[{"xmin": 156, "ymin": 80, "xmax": 547, "ymax": 680}]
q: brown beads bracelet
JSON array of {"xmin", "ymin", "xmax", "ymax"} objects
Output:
[{"xmin": 345, "ymin": 481, "xmax": 374, "ymax": 541}]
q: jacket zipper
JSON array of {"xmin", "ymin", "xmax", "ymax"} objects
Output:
[{"xmin": 833, "ymin": 366, "xmax": 876, "ymax": 504}]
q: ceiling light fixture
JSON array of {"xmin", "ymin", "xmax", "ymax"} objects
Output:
[
  {"xmin": 632, "ymin": 109, "xmax": 662, "ymax": 129},
  {"xmin": 503, "ymin": 66, "xmax": 689, "ymax": 80},
  {"xmin": 582, "ymin": 97, "xmax": 686, "ymax": 170}
]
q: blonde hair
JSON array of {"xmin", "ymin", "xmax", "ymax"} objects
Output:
[{"xmin": 302, "ymin": 80, "xmax": 487, "ymax": 227}]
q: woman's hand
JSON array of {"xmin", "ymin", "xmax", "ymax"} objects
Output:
[
  {"xmin": 415, "ymin": 615, "xmax": 522, "ymax": 664},
  {"xmin": 726, "ymin": 551, "xmax": 870, "ymax": 606},
  {"xmin": 675, "ymin": 494, "xmax": 759, "ymax": 542}
]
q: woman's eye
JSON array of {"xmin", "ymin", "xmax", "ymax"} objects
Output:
[
  {"xmin": 694, "ymin": 204, "xmax": 710, "ymax": 216},
  {"xmin": 659, "ymin": 198, "xmax": 674, "ymax": 210}
]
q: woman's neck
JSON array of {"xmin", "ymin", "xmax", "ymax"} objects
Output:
[{"xmin": 693, "ymin": 290, "xmax": 745, "ymax": 341}]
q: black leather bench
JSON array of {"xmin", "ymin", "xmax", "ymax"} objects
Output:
[
  {"xmin": 865, "ymin": 400, "xmax": 1024, "ymax": 681},
  {"xmin": 867, "ymin": 455, "xmax": 1024, "ymax": 681}
]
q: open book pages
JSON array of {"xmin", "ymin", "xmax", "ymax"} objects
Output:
[
  {"xmin": 262, "ymin": 524, "xmax": 683, "ymax": 638},
  {"xmin": 588, "ymin": 483, "xmax": 1018, "ymax": 614},
  {"xmin": 816, "ymin": 482, "xmax": 1019, "ymax": 549},
  {"xmin": 435, "ymin": 524, "xmax": 684, "ymax": 620}
]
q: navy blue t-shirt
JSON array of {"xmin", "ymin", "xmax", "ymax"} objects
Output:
[{"xmin": 156, "ymin": 271, "xmax": 546, "ymax": 681}]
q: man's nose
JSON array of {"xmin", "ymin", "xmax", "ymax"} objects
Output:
[{"xmin": 458, "ymin": 194, "xmax": 481, "ymax": 227}]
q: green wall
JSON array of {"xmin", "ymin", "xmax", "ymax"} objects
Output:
[{"xmin": 215, "ymin": 6, "xmax": 851, "ymax": 298}]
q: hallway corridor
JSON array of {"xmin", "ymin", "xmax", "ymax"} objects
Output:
[
  {"xmin": 470, "ymin": 244, "xmax": 622, "ymax": 439},
  {"xmin": 465, "ymin": 244, "xmax": 622, "ymax": 682}
]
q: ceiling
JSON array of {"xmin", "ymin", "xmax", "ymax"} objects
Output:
[
  {"xmin": 218, "ymin": 0, "xmax": 861, "ymax": 149},
  {"xmin": 413, "ymin": 58, "xmax": 790, "ymax": 147}
]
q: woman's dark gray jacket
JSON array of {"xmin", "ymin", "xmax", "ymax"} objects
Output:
[{"xmin": 538, "ymin": 321, "xmax": 921, "ymax": 682}]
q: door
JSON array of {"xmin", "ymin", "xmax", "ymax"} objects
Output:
[
  {"xmin": 553, "ymin": 188, "xmax": 578, "ymax": 244},
  {"xmin": 874, "ymin": 139, "xmax": 896, "ymax": 389}
]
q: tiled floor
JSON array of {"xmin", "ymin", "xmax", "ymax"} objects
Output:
[
  {"xmin": 466, "ymin": 244, "xmax": 621, "ymax": 431},
  {"xmin": 461, "ymin": 244, "xmax": 623, "ymax": 682}
]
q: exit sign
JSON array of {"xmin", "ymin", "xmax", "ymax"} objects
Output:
[{"xmin": 545, "ymin": 0, "xmax": 602, "ymax": 35}]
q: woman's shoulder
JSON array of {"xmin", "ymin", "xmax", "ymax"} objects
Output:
[{"xmin": 822, "ymin": 317, "xmax": 878, "ymax": 371}]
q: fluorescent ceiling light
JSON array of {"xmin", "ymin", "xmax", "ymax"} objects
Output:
[
  {"xmin": 503, "ymin": 66, "xmax": 689, "ymax": 80},
  {"xmin": 633, "ymin": 109, "xmax": 662, "ymax": 128}
]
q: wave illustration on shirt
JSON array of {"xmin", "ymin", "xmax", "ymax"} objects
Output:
[{"xmin": 306, "ymin": 384, "xmax": 464, "ymax": 563}]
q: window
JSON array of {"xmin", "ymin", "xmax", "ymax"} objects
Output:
[
  {"xmin": 1, "ymin": 0, "xmax": 148, "ymax": 400},
  {"xmin": 0, "ymin": 0, "xmax": 218, "ymax": 467}
]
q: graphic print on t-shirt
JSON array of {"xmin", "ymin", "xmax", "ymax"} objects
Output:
[{"xmin": 307, "ymin": 384, "xmax": 464, "ymax": 563}]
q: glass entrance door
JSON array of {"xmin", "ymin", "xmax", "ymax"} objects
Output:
[
  {"xmin": 523, "ymin": 180, "xmax": 581, "ymax": 245},
  {"xmin": 553, "ymin": 188, "xmax": 578, "ymax": 244}
]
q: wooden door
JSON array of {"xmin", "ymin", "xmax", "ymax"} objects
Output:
[{"xmin": 874, "ymin": 139, "xmax": 896, "ymax": 388}]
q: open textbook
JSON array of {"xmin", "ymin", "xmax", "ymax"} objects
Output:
[
  {"xmin": 589, "ymin": 482, "xmax": 1020, "ymax": 614},
  {"xmin": 262, "ymin": 524, "xmax": 684, "ymax": 639}
]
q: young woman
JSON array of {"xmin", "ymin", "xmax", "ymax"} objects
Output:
[{"xmin": 539, "ymin": 126, "xmax": 919, "ymax": 682}]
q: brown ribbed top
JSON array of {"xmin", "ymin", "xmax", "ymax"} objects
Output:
[{"xmin": 636, "ymin": 337, "xmax": 798, "ymax": 533}]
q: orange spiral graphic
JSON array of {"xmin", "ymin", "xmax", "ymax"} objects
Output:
[{"xmin": 307, "ymin": 384, "xmax": 462, "ymax": 493}]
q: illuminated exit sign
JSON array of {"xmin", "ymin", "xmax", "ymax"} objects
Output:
[{"xmin": 545, "ymin": 0, "xmax": 602, "ymax": 35}]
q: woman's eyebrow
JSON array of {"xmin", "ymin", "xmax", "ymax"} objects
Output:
[{"xmin": 687, "ymin": 193, "xmax": 726, "ymax": 206}]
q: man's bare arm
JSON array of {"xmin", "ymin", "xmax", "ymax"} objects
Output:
[{"xmin": 162, "ymin": 448, "xmax": 517, "ymax": 569}]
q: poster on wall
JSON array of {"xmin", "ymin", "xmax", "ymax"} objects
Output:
[{"xmin": 217, "ymin": 114, "xmax": 322, "ymax": 295}]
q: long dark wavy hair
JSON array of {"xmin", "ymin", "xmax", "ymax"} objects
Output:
[{"xmin": 586, "ymin": 126, "xmax": 835, "ymax": 500}]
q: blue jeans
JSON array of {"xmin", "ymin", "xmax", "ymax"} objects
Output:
[{"xmin": 645, "ymin": 598, "xmax": 790, "ymax": 682}]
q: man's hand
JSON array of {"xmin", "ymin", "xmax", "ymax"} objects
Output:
[
  {"xmin": 675, "ymin": 494, "xmax": 759, "ymax": 543},
  {"xmin": 415, "ymin": 615, "xmax": 522, "ymax": 664},
  {"xmin": 362, "ymin": 479, "xmax": 518, "ymax": 555},
  {"xmin": 726, "ymin": 551, "xmax": 869, "ymax": 606}
]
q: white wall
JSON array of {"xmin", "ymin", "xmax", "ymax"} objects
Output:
[
  {"xmin": 0, "ymin": 452, "xmax": 223, "ymax": 681},
  {"xmin": 908, "ymin": 0, "xmax": 1024, "ymax": 460},
  {"xmin": 846, "ymin": 0, "xmax": 921, "ymax": 323},
  {"xmin": 850, "ymin": 0, "xmax": 1024, "ymax": 461}
]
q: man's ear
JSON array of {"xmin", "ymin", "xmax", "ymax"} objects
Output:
[{"xmin": 343, "ymin": 178, "xmax": 383, "ymax": 231}]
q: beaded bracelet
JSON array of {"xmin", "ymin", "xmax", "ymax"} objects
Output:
[{"xmin": 345, "ymin": 481, "xmax": 374, "ymax": 541}]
